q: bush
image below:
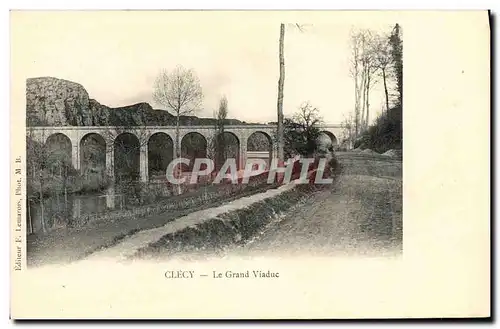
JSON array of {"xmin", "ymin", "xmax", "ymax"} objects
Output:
[
  {"xmin": 353, "ymin": 135, "xmax": 370, "ymax": 150},
  {"xmin": 328, "ymin": 154, "xmax": 341, "ymax": 175},
  {"xmin": 359, "ymin": 104, "xmax": 402, "ymax": 153},
  {"xmin": 78, "ymin": 172, "xmax": 112, "ymax": 193}
]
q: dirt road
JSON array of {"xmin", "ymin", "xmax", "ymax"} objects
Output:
[{"xmin": 228, "ymin": 152, "xmax": 403, "ymax": 258}]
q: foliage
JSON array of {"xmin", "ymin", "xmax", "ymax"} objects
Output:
[
  {"xmin": 281, "ymin": 102, "xmax": 323, "ymax": 158},
  {"xmin": 27, "ymin": 132, "xmax": 112, "ymax": 199},
  {"xmin": 389, "ymin": 23, "xmax": 403, "ymax": 106},
  {"xmin": 355, "ymin": 104, "xmax": 402, "ymax": 153},
  {"xmin": 247, "ymin": 133, "xmax": 271, "ymax": 152}
]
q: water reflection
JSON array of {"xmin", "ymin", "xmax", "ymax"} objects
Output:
[
  {"xmin": 27, "ymin": 181, "xmax": 175, "ymax": 234},
  {"xmin": 27, "ymin": 186, "xmax": 126, "ymax": 234}
]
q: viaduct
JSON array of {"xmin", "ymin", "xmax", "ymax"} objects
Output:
[{"xmin": 27, "ymin": 124, "xmax": 343, "ymax": 182}]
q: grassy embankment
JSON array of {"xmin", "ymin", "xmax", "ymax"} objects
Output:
[{"xmin": 133, "ymin": 156, "xmax": 341, "ymax": 259}]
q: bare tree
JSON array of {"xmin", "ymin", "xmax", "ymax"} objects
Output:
[
  {"xmin": 350, "ymin": 29, "xmax": 379, "ymax": 133},
  {"xmin": 362, "ymin": 31, "xmax": 378, "ymax": 129},
  {"xmin": 281, "ymin": 102, "xmax": 324, "ymax": 157},
  {"xmin": 293, "ymin": 101, "xmax": 323, "ymax": 130},
  {"xmin": 153, "ymin": 65, "xmax": 203, "ymax": 194},
  {"xmin": 349, "ymin": 30, "xmax": 362, "ymax": 137},
  {"xmin": 340, "ymin": 112, "xmax": 356, "ymax": 149},
  {"xmin": 276, "ymin": 23, "xmax": 311, "ymax": 162},
  {"xmin": 371, "ymin": 33, "xmax": 392, "ymax": 113},
  {"xmin": 276, "ymin": 23, "xmax": 286, "ymax": 163},
  {"xmin": 153, "ymin": 66, "xmax": 203, "ymax": 156}
]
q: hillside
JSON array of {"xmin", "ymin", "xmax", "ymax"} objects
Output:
[{"xmin": 26, "ymin": 77, "xmax": 251, "ymax": 127}]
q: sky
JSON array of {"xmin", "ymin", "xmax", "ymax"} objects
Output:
[{"xmin": 11, "ymin": 11, "xmax": 400, "ymax": 124}]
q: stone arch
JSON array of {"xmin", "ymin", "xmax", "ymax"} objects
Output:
[
  {"xmin": 80, "ymin": 133, "xmax": 106, "ymax": 175},
  {"xmin": 148, "ymin": 132, "xmax": 174, "ymax": 179},
  {"xmin": 214, "ymin": 131, "xmax": 240, "ymax": 170},
  {"xmin": 318, "ymin": 131, "xmax": 338, "ymax": 150},
  {"xmin": 114, "ymin": 132, "xmax": 140, "ymax": 182},
  {"xmin": 45, "ymin": 133, "xmax": 72, "ymax": 171},
  {"xmin": 247, "ymin": 131, "xmax": 272, "ymax": 169},
  {"xmin": 181, "ymin": 132, "xmax": 207, "ymax": 170}
]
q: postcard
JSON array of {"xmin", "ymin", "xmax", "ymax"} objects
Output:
[{"xmin": 10, "ymin": 10, "xmax": 490, "ymax": 319}]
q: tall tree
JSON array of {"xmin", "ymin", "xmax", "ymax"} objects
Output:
[
  {"xmin": 350, "ymin": 30, "xmax": 362, "ymax": 137},
  {"xmin": 276, "ymin": 23, "xmax": 309, "ymax": 162},
  {"xmin": 153, "ymin": 65, "xmax": 203, "ymax": 159},
  {"xmin": 351, "ymin": 29, "xmax": 379, "ymax": 132},
  {"xmin": 363, "ymin": 43, "xmax": 377, "ymax": 129},
  {"xmin": 153, "ymin": 65, "xmax": 203, "ymax": 193},
  {"xmin": 389, "ymin": 24, "xmax": 403, "ymax": 106},
  {"xmin": 372, "ymin": 33, "xmax": 392, "ymax": 112},
  {"xmin": 276, "ymin": 23, "xmax": 285, "ymax": 163},
  {"xmin": 215, "ymin": 95, "xmax": 228, "ymax": 170},
  {"xmin": 361, "ymin": 30, "xmax": 377, "ymax": 130}
]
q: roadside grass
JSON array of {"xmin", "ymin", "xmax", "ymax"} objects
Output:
[
  {"xmin": 336, "ymin": 152, "xmax": 401, "ymax": 179},
  {"xmin": 133, "ymin": 184, "xmax": 329, "ymax": 259},
  {"xmin": 346, "ymin": 174, "xmax": 403, "ymax": 245},
  {"xmin": 339, "ymin": 152, "xmax": 403, "ymax": 249}
]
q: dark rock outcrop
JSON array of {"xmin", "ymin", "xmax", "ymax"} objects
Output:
[
  {"xmin": 26, "ymin": 77, "xmax": 93, "ymax": 126},
  {"xmin": 26, "ymin": 77, "xmax": 250, "ymax": 127}
]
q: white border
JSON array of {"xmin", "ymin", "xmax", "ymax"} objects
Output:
[{"xmin": 3, "ymin": 1, "xmax": 496, "ymax": 327}]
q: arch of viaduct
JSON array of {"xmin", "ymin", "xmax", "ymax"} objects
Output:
[{"xmin": 27, "ymin": 124, "xmax": 343, "ymax": 182}]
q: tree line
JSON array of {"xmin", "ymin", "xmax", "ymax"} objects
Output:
[{"xmin": 342, "ymin": 23, "xmax": 403, "ymax": 152}]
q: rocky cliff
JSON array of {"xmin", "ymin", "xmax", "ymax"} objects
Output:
[{"xmin": 26, "ymin": 77, "xmax": 248, "ymax": 127}]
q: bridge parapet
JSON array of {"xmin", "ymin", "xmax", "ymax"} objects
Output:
[{"xmin": 26, "ymin": 123, "xmax": 342, "ymax": 182}]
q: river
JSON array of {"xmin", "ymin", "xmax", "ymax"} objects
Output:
[{"xmin": 26, "ymin": 182, "xmax": 172, "ymax": 234}]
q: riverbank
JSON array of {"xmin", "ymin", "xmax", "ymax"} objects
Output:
[
  {"xmin": 27, "ymin": 171, "xmax": 112, "ymax": 199},
  {"xmin": 27, "ymin": 179, "xmax": 280, "ymax": 267},
  {"xmin": 27, "ymin": 155, "xmax": 338, "ymax": 266}
]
